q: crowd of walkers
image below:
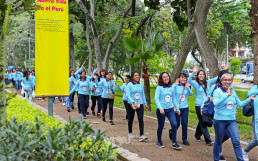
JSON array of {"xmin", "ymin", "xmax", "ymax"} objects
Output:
[{"xmin": 5, "ymin": 64, "xmax": 258, "ymax": 161}]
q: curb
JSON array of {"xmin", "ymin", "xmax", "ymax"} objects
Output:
[{"xmin": 5, "ymin": 89, "xmax": 150, "ymax": 161}]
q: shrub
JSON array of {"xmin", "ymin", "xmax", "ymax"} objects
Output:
[
  {"xmin": 229, "ymin": 59, "xmax": 242, "ymax": 77},
  {"xmin": 1, "ymin": 96, "xmax": 118, "ymax": 160}
]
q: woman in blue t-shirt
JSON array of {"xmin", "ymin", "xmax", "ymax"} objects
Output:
[
  {"xmin": 213, "ymin": 73, "xmax": 256, "ymax": 161},
  {"xmin": 174, "ymin": 73, "xmax": 193, "ymax": 146}
]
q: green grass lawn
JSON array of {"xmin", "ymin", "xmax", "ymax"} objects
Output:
[
  {"xmin": 114, "ymin": 80, "xmax": 253, "ymax": 141},
  {"xmin": 234, "ymin": 87, "xmax": 251, "ymax": 90}
]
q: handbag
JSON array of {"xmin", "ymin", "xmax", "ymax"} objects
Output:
[
  {"xmin": 202, "ymin": 114, "xmax": 213, "ymax": 127},
  {"xmin": 108, "ymin": 81, "xmax": 115, "ymax": 99},
  {"xmin": 242, "ymin": 99, "xmax": 254, "ymax": 117},
  {"xmin": 131, "ymin": 102, "xmax": 140, "ymax": 110},
  {"xmin": 203, "ymin": 85, "xmax": 218, "ymax": 115}
]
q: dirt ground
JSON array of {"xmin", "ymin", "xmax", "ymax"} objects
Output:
[{"xmin": 12, "ymin": 89, "xmax": 258, "ymax": 161}]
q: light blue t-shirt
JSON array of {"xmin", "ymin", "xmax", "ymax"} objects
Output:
[
  {"xmin": 173, "ymin": 84, "xmax": 193, "ymax": 109},
  {"xmin": 91, "ymin": 80, "xmax": 103, "ymax": 96},
  {"xmin": 69, "ymin": 79, "xmax": 92, "ymax": 95},
  {"xmin": 69, "ymin": 76, "xmax": 76, "ymax": 92},
  {"xmin": 188, "ymin": 73, "xmax": 218, "ymax": 106},
  {"xmin": 213, "ymin": 88, "xmax": 251, "ymax": 120},
  {"xmin": 22, "ymin": 77, "xmax": 34, "ymax": 89},
  {"xmin": 154, "ymin": 84, "xmax": 179, "ymax": 111},
  {"xmin": 126, "ymin": 81, "xmax": 147, "ymax": 105},
  {"xmin": 118, "ymin": 83, "xmax": 128, "ymax": 101},
  {"xmin": 95, "ymin": 79, "xmax": 116, "ymax": 99}
]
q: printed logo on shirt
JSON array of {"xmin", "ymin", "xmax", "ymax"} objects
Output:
[
  {"xmin": 180, "ymin": 95, "xmax": 186, "ymax": 102},
  {"xmin": 134, "ymin": 93, "xmax": 140, "ymax": 99},
  {"xmin": 165, "ymin": 95, "xmax": 171, "ymax": 102},
  {"xmin": 82, "ymin": 87, "xmax": 87, "ymax": 91},
  {"xmin": 96, "ymin": 88, "xmax": 100, "ymax": 93},
  {"xmin": 226, "ymin": 101, "xmax": 234, "ymax": 110},
  {"xmin": 106, "ymin": 89, "xmax": 111, "ymax": 94}
]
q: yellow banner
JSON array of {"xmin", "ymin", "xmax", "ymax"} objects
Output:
[{"xmin": 35, "ymin": 0, "xmax": 69, "ymax": 97}]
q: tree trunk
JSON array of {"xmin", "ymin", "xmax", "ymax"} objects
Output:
[
  {"xmin": 0, "ymin": 38, "xmax": 7, "ymax": 121},
  {"xmin": 171, "ymin": 26, "xmax": 195, "ymax": 83},
  {"xmin": 0, "ymin": 5, "xmax": 11, "ymax": 125},
  {"xmin": 251, "ymin": 0, "xmax": 258, "ymax": 85},
  {"xmin": 190, "ymin": 45, "xmax": 203, "ymax": 67},
  {"xmin": 142, "ymin": 65, "xmax": 151, "ymax": 110},
  {"xmin": 69, "ymin": 32, "xmax": 76, "ymax": 70},
  {"xmin": 200, "ymin": 50, "xmax": 208, "ymax": 76},
  {"xmin": 194, "ymin": 0, "xmax": 220, "ymax": 78},
  {"xmin": 76, "ymin": 0, "xmax": 103, "ymax": 70},
  {"xmin": 254, "ymin": 34, "xmax": 258, "ymax": 85},
  {"xmin": 85, "ymin": 18, "xmax": 93, "ymax": 75},
  {"xmin": 103, "ymin": 2, "xmax": 132, "ymax": 71}
]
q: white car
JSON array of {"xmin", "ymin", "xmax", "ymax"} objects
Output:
[{"xmin": 241, "ymin": 73, "xmax": 254, "ymax": 83}]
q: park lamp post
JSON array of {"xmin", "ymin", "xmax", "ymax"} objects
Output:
[{"xmin": 28, "ymin": 32, "xmax": 31, "ymax": 70}]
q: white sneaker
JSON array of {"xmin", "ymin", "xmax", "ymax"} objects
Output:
[
  {"xmin": 242, "ymin": 148, "xmax": 249, "ymax": 161},
  {"xmin": 128, "ymin": 133, "xmax": 134, "ymax": 139},
  {"xmin": 139, "ymin": 135, "xmax": 148, "ymax": 142},
  {"xmin": 62, "ymin": 103, "xmax": 66, "ymax": 106}
]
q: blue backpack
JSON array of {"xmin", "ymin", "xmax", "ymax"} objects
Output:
[{"xmin": 203, "ymin": 85, "xmax": 218, "ymax": 115}]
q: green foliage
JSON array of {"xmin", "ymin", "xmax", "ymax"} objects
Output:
[
  {"xmin": 125, "ymin": 31, "xmax": 165, "ymax": 64},
  {"xmin": 229, "ymin": 59, "xmax": 242, "ymax": 77},
  {"xmin": 147, "ymin": 51, "xmax": 175, "ymax": 75},
  {"xmin": 170, "ymin": 0, "xmax": 196, "ymax": 31},
  {"xmin": 2, "ymin": 96, "xmax": 118, "ymax": 160}
]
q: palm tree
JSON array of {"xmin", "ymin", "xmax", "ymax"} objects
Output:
[{"xmin": 124, "ymin": 31, "xmax": 164, "ymax": 110}]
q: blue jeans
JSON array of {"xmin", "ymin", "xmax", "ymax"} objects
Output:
[
  {"xmin": 176, "ymin": 107, "xmax": 189, "ymax": 141},
  {"xmin": 15, "ymin": 80, "xmax": 21, "ymax": 90},
  {"xmin": 213, "ymin": 120, "xmax": 243, "ymax": 161},
  {"xmin": 245, "ymin": 116, "xmax": 258, "ymax": 152},
  {"xmin": 78, "ymin": 94, "xmax": 89, "ymax": 117},
  {"xmin": 156, "ymin": 108, "xmax": 177, "ymax": 144},
  {"xmin": 12, "ymin": 80, "xmax": 16, "ymax": 88},
  {"xmin": 65, "ymin": 97, "xmax": 70, "ymax": 110},
  {"xmin": 70, "ymin": 92, "xmax": 75, "ymax": 105},
  {"xmin": 18, "ymin": 81, "xmax": 21, "ymax": 90}
]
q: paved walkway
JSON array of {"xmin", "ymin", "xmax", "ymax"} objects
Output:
[{"xmin": 11, "ymin": 89, "xmax": 258, "ymax": 161}]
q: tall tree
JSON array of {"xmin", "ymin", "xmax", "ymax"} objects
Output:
[
  {"xmin": 75, "ymin": 0, "xmax": 132, "ymax": 71},
  {"xmin": 170, "ymin": 0, "xmax": 220, "ymax": 82},
  {"xmin": 251, "ymin": 0, "xmax": 258, "ymax": 84}
]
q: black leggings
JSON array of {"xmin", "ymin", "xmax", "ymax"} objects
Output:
[
  {"xmin": 102, "ymin": 98, "xmax": 114, "ymax": 120},
  {"xmin": 128, "ymin": 104, "xmax": 144, "ymax": 136},
  {"xmin": 91, "ymin": 96, "xmax": 102, "ymax": 114}
]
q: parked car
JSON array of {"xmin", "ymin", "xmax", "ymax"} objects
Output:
[{"xmin": 241, "ymin": 73, "xmax": 254, "ymax": 83}]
